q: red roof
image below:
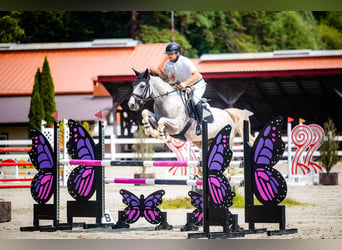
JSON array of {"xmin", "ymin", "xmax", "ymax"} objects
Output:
[
  {"xmin": 198, "ymin": 54, "xmax": 342, "ymax": 78},
  {"xmin": 0, "ymin": 42, "xmax": 168, "ymax": 96},
  {"xmin": 1, "ymin": 42, "xmax": 341, "ymax": 97},
  {"xmin": 97, "ymin": 43, "xmax": 169, "ymax": 81}
]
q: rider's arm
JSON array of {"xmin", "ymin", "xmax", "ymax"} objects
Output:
[{"xmin": 179, "ymin": 70, "xmax": 201, "ymax": 89}]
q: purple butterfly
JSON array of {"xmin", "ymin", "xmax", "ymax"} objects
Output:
[
  {"xmin": 120, "ymin": 189, "xmax": 165, "ymax": 224},
  {"xmin": 207, "ymin": 125, "xmax": 235, "ymax": 208},
  {"xmin": 252, "ymin": 116, "xmax": 287, "ymax": 205},
  {"xmin": 188, "ymin": 191, "xmax": 203, "ymax": 226},
  {"xmin": 28, "ymin": 128, "xmax": 55, "ymax": 204},
  {"xmin": 66, "ymin": 119, "xmax": 96, "ymax": 201}
]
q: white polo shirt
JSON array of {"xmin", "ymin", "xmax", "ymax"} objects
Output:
[{"xmin": 163, "ymin": 55, "xmax": 202, "ymax": 83}]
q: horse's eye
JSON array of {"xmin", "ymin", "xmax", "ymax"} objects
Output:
[{"xmin": 140, "ymin": 84, "xmax": 145, "ymax": 89}]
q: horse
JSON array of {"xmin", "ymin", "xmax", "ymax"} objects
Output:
[{"xmin": 128, "ymin": 68, "xmax": 254, "ymax": 148}]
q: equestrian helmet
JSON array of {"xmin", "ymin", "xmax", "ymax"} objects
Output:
[{"xmin": 165, "ymin": 42, "xmax": 181, "ymax": 54}]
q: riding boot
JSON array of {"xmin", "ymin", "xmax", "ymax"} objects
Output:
[{"xmin": 195, "ymin": 103, "xmax": 203, "ymax": 135}]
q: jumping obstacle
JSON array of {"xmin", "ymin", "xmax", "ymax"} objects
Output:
[
  {"xmin": 113, "ymin": 189, "xmax": 172, "ymax": 230},
  {"xmin": 19, "ymin": 114, "xmax": 299, "ymax": 236},
  {"xmin": 64, "ymin": 119, "xmax": 110, "ymax": 229},
  {"xmin": 187, "ymin": 121, "xmax": 244, "ymax": 239},
  {"xmin": 20, "ymin": 121, "xmax": 69, "ymax": 232},
  {"xmin": 0, "ymin": 178, "xmax": 32, "ymax": 188},
  {"xmin": 243, "ymin": 116, "xmax": 298, "ymax": 236}
]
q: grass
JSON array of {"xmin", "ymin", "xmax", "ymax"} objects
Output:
[
  {"xmin": 160, "ymin": 196, "xmax": 193, "ymax": 209},
  {"xmin": 160, "ymin": 192, "xmax": 311, "ymax": 210}
]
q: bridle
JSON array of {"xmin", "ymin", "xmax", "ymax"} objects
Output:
[
  {"xmin": 131, "ymin": 75, "xmax": 179, "ymax": 107},
  {"xmin": 131, "ymin": 76, "xmax": 151, "ymax": 106}
]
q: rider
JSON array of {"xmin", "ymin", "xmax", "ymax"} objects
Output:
[{"xmin": 163, "ymin": 42, "xmax": 207, "ymax": 135}]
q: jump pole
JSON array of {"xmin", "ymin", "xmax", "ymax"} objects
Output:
[
  {"xmin": 0, "ymin": 184, "xmax": 31, "ymax": 188},
  {"xmin": 287, "ymin": 117, "xmax": 293, "ymax": 181},
  {"xmin": 0, "ymin": 177, "xmax": 32, "ymax": 188},
  {"xmin": 104, "ymin": 177, "xmax": 203, "ymax": 186},
  {"xmin": 0, "ymin": 147, "xmax": 31, "ymax": 153},
  {"xmin": 0, "ymin": 162, "xmax": 33, "ymax": 166},
  {"xmin": 59, "ymin": 159, "xmax": 198, "ymax": 167},
  {"xmin": 0, "ymin": 178, "xmax": 33, "ymax": 182}
]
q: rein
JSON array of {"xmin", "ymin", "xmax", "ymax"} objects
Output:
[{"xmin": 132, "ymin": 77, "xmax": 180, "ymax": 105}]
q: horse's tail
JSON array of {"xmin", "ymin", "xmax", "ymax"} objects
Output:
[{"xmin": 224, "ymin": 108, "xmax": 254, "ymax": 144}]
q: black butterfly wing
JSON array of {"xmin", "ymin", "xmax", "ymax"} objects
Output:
[
  {"xmin": 207, "ymin": 125, "xmax": 235, "ymax": 208},
  {"xmin": 28, "ymin": 127, "xmax": 55, "ymax": 204},
  {"xmin": 120, "ymin": 189, "xmax": 142, "ymax": 224},
  {"xmin": 67, "ymin": 166, "xmax": 95, "ymax": 200},
  {"xmin": 66, "ymin": 119, "xmax": 96, "ymax": 200},
  {"xmin": 29, "ymin": 127, "xmax": 55, "ymax": 171},
  {"xmin": 188, "ymin": 191, "xmax": 203, "ymax": 226},
  {"xmin": 251, "ymin": 116, "xmax": 287, "ymax": 205},
  {"xmin": 143, "ymin": 190, "xmax": 165, "ymax": 224}
]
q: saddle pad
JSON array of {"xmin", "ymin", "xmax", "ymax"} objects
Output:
[{"xmin": 204, "ymin": 108, "xmax": 214, "ymax": 123}]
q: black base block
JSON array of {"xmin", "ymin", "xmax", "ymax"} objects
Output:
[{"xmin": 67, "ymin": 200, "xmax": 102, "ymax": 228}]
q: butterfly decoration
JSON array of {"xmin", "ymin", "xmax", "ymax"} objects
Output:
[
  {"xmin": 119, "ymin": 189, "xmax": 165, "ymax": 224},
  {"xmin": 66, "ymin": 119, "xmax": 96, "ymax": 201},
  {"xmin": 188, "ymin": 191, "xmax": 203, "ymax": 226},
  {"xmin": 28, "ymin": 127, "xmax": 55, "ymax": 204},
  {"xmin": 251, "ymin": 116, "xmax": 287, "ymax": 205},
  {"xmin": 207, "ymin": 124, "xmax": 235, "ymax": 208}
]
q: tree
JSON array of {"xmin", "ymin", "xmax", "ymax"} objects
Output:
[
  {"xmin": 136, "ymin": 24, "xmax": 197, "ymax": 57},
  {"xmin": 318, "ymin": 12, "xmax": 342, "ymax": 49},
  {"xmin": 28, "ymin": 68, "xmax": 45, "ymax": 130},
  {"xmin": 40, "ymin": 57, "xmax": 57, "ymax": 127},
  {"xmin": 266, "ymin": 11, "xmax": 324, "ymax": 50},
  {"xmin": 0, "ymin": 11, "xmax": 24, "ymax": 42},
  {"xmin": 3, "ymin": 11, "xmax": 340, "ymax": 56},
  {"xmin": 319, "ymin": 118, "xmax": 339, "ymax": 174}
]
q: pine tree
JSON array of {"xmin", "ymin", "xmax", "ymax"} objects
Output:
[
  {"xmin": 28, "ymin": 68, "xmax": 45, "ymax": 130},
  {"xmin": 319, "ymin": 118, "xmax": 339, "ymax": 173},
  {"xmin": 40, "ymin": 56, "xmax": 57, "ymax": 127}
]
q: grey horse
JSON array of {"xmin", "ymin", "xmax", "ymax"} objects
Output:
[{"xmin": 128, "ymin": 68, "xmax": 253, "ymax": 148}]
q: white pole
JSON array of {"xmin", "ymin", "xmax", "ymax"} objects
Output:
[
  {"xmin": 111, "ymin": 133, "xmax": 116, "ymax": 160},
  {"xmin": 186, "ymin": 141, "xmax": 191, "ymax": 180},
  {"xmin": 287, "ymin": 121, "xmax": 292, "ymax": 180}
]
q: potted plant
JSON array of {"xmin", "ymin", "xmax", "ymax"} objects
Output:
[
  {"xmin": 132, "ymin": 126, "xmax": 155, "ymax": 183},
  {"xmin": 318, "ymin": 118, "xmax": 339, "ymax": 185}
]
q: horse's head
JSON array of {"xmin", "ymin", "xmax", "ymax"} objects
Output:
[{"xmin": 128, "ymin": 68, "xmax": 151, "ymax": 111}]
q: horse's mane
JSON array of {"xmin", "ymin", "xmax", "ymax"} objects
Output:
[{"xmin": 149, "ymin": 68, "xmax": 179, "ymax": 85}]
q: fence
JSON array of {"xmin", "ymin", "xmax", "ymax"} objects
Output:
[
  {"xmin": 1, "ymin": 135, "xmax": 342, "ymax": 161},
  {"xmin": 1, "ymin": 134, "xmax": 342, "ymax": 180}
]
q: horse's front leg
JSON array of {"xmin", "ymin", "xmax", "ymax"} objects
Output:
[
  {"xmin": 157, "ymin": 117, "xmax": 178, "ymax": 142},
  {"xmin": 141, "ymin": 109, "xmax": 159, "ymax": 138}
]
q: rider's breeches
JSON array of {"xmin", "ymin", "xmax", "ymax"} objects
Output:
[{"xmin": 191, "ymin": 80, "xmax": 207, "ymax": 105}]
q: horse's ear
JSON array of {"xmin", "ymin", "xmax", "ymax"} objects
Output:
[
  {"xmin": 132, "ymin": 68, "xmax": 140, "ymax": 76},
  {"xmin": 143, "ymin": 69, "xmax": 150, "ymax": 79}
]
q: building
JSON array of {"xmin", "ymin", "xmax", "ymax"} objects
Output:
[{"xmin": 1, "ymin": 39, "xmax": 341, "ymax": 140}]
